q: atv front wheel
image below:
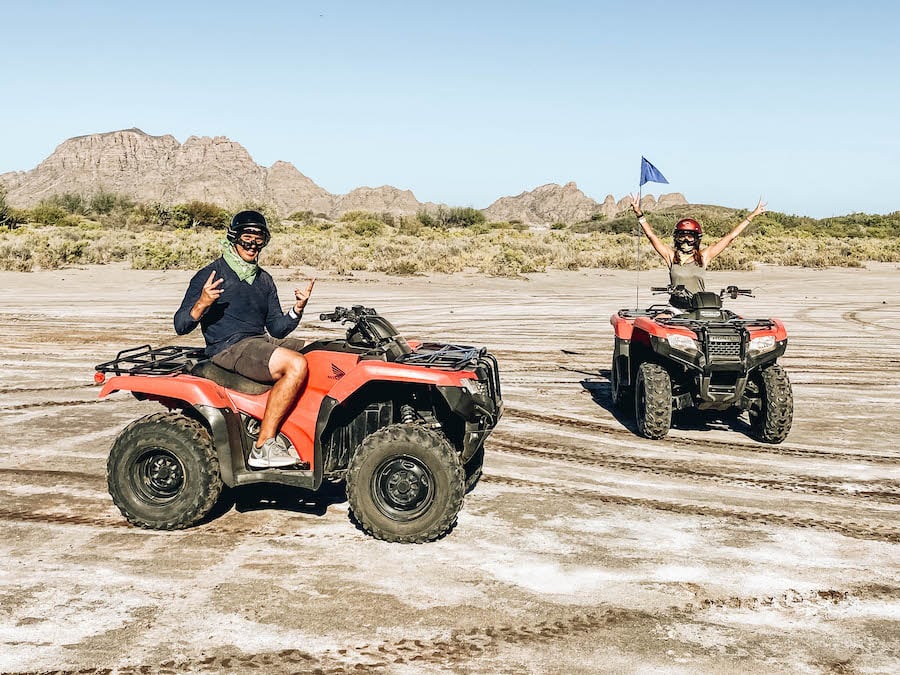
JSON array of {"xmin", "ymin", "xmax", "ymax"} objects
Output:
[
  {"xmin": 747, "ymin": 364, "xmax": 793, "ymax": 443},
  {"xmin": 634, "ymin": 362, "xmax": 672, "ymax": 439},
  {"xmin": 346, "ymin": 424, "xmax": 464, "ymax": 543},
  {"xmin": 107, "ymin": 412, "xmax": 223, "ymax": 529}
]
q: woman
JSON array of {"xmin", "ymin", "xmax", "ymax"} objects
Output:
[{"xmin": 629, "ymin": 195, "xmax": 766, "ymax": 307}]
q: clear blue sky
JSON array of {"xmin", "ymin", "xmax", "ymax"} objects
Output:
[{"xmin": 2, "ymin": 1, "xmax": 898, "ymax": 217}]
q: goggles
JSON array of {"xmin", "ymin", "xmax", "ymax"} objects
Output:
[
  {"xmin": 674, "ymin": 232, "xmax": 699, "ymax": 242},
  {"xmin": 237, "ymin": 237, "xmax": 266, "ymax": 253}
]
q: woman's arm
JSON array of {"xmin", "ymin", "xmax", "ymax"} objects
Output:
[
  {"xmin": 702, "ymin": 197, "xmax": 766, "ymax": 265},
  {"xmin": 630, "ymin": 194, "xmax": 673, "ymax": 265}
]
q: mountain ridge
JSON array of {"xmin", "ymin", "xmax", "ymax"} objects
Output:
[{"xmin": 0, "ymin": 128, "xmax": 687, "ymax": 223}]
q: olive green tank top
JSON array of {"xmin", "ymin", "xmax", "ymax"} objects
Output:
[{"xmin": 669, "ymin": 257, "xmax": 706, "ymax": 294}]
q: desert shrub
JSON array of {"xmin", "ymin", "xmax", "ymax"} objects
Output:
[
  {"xmin": 287, "ymin": 210, "xmax": 315, "ymax": 224},
  {"xmin": 32, "ymin": 238, "xmax": 88, "ymax": 269},
  {"xmin": 171, "ymin": 201, "xmax": 230, "ymax": 229},
  {"xmin": 29, "ymin": 203, "xmax": 70, "ymax": 226},
  {"xmin": 383, "ymin": 258, "xmax": 420, "ymax": 275},
  {"xmin": 47, "ymin": 192, "xmax": 89, "ymax": 215},
  {"xmin": 397, "ymin": 216, "xmax": 422, "ymax": 235},
  {"xmin": 416, "ymin": 209, "xmax": 438, "ymax": 228},
  {"xmin": 550, "ymin": 222, "xmax": 567, "ymax": 230},
  {"xmin": 0, "ymin": 188, "xmax": 25, "ymax": 230},
  {"xmin": 444, "ymin": 207, "xmax": 485, "ymax": 228},
  {"xmin": 415, "ymin": 205, "xmax": 486, "ymax": 229},
  {"xmin": 350, "ymin": 218, "xmax": 383, "ymax": 236},
  {"xmin": 89, "ymin": 191, "xmax": 134, "ymax": 216},
  {"xmin": 339, "ymin": 210, "xmax": 371, "ymax": 222},
  {"xmin": 0, "ymin": 240, "xmax": 33, "ymax": 271}
]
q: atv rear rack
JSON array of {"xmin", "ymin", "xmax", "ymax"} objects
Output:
[{"xmin": 95, "ymin": 345, "xmax": 206, "ymax": 376}]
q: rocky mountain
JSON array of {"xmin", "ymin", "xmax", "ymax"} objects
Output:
[
  {"xmin": 484, "ymin": 182, "xmax": 687, "ymax": 224},
  {"xmin": 0, "ymin": 128, "xmax": 689, "ymax": 223}
]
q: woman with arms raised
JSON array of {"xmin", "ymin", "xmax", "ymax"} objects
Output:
[{"xmin": 629, "ymin": 195, "xmax": 767, "ymax": 307}]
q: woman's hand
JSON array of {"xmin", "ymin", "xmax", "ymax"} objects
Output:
[
  {"xmin": 629, "ymin": 193, "xmax": 643, "ymax": 216},
  {"xmin": 749, "ymin": 197, "xmax": 767, "ymax": 219}
]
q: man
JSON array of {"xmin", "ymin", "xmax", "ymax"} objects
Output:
[{"xmin": 174, "ymin": 210, "xmax": 315, "ymax": 468}]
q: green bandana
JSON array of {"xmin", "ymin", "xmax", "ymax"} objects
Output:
[{"xmin": 222, "ymin": 240, "xmax": 258, "ymax": 284}]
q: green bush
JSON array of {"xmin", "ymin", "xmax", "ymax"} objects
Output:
[
  {"xmin": 29, "ymin": 203, "xmax": 70, "ymax": 226},
  {"xmin": 416, "ymin": 209, "xmax": 437, "ymax": 228},
  {"xmin": 350, "ymin": 218, "xmax": 383, "ymax": 236},
  {"xmin": 0, "ymin": 188, "xmax": 24, "ymax": 230},
  {"xmin": 287, "ymin": 210, "xmax": 315, "ymax": 224},
  {"xmin": 172, "ymin": 201, "xmax": 230, "ymax": 229},
  {"xmin": 415, "ymin": 205, "xmax": 486, "ymax": 229},
  {"xmin": 47, "ymin": 192, "xmax": 88, "ymax": 215}
]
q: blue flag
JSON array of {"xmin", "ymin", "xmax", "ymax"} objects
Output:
[{"xmin": 639, "ymin": 156, "xmax": 668, "ymax": 186}]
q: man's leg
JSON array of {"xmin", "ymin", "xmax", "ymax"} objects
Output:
[{"xmin": 256, "ymin": 347, "xmax": 309, "ymax": 448}]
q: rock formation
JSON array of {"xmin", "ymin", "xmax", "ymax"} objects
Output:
[
  {"xmin": 482, "ymin": 182, "xmax": 603, "ymax": 224},
  {"xmin": 1, "ymin": 128, "xmax": 690, "ymax": 223}
]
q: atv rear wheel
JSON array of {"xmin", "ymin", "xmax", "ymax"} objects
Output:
[
  {"xmin": 346, "ymin": 423, "xmax": 464, "ymax": 543},
  {"xmin": 747, "ymin": 364, "xmax": 793, "ymax": 444},
  {"xmin": 107, "ymin": 412, "xmax": 222, "ymax": 530},
  {"xmin": 634, "ymin": 362, "xmax": 672, "ymax": 439},
  {"xmin": 610, "ymin": 354, "xmax": 631, "ymax": 410}
]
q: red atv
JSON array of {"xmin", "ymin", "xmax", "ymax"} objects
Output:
[
  {"xmin": 609, "ymin": 285, "xmax": 792, "ymax": 443},
  {"xmin": 95, "ymin": 305, "xmax": 502, "ymax": 543}
]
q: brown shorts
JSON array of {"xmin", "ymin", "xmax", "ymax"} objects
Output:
[{"xmin": 211, "ymin": 336, "xmax": 305, "ymax": 384}]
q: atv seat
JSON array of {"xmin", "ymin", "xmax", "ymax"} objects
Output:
[{"xmin": 189, "ymin": 360, "xmax": 273, "ymax": 395}]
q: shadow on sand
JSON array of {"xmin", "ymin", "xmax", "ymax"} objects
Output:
[
  {"xmin": 199, "ymin": 481, "xmax": 349, "ymax": 525},
  {"xmin": 580, "ymin": 367, "xmax": 752, "ymax": 438}
]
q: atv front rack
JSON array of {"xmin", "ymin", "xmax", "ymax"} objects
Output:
[
  {"xmin": 95, "ymin": 345, "xmax": 206, "ymax": 376},
  {"xmin": 397, "ymin": 343, "xmax": 484, "ymax": 369},
  {"xmin": 398, "ymin": 344, "xmax": 502, "ymax": 403},
  {"xmin": 659, "ymin": 316, "xmax": 776, "ymax": 330}
]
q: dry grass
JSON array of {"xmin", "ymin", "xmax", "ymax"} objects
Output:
[{"xmin": 1, "ymin": 223, "xmax": 898, "ymax": 276}]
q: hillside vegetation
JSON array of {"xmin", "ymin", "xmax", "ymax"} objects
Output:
[{"xmin": 1, "ymin": 190, "xmax": 898, "ymax": 275}]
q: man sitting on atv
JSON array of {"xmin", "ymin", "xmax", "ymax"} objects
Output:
[
  {"xmin": 628, "ymin": 195, "xmax": 767, "ymax": 308},
  {"xmin": 174, "ymin": 210, "xmax": 315, "ymax": 469}
]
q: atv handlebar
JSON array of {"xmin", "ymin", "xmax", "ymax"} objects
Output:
[
  {"xmin": 649, "ymin": 285, "xmax": 753, "ymax": 299},
  {"xmin": 722, "ymin": 285, "xmax": 754, "ymax": 299},
  {"xmin": 319, "ymin": 305, "xmax": 377, "ymax": 323}
]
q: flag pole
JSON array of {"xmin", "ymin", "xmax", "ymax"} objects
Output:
[{"xmin": 635, "ymin": 182, "xmax": 642, "ymax": 310}]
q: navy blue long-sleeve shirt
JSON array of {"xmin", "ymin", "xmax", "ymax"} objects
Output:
[{"xmin": 174, "ymin": 257, "xmax": 300, "ymax": 356}]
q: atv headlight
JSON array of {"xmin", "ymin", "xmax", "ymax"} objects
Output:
[
  {"xmin": 667, "ymin": 334, "xmax": 699, "ymax": 353},
  {"xmin": 460, "ymin": 378, "xmax": 488, "ymax": 396},
  {"xmin": 748, "ymin": 335, "xmax": 776, "ymax": 356}
]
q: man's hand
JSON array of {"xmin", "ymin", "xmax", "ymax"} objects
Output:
[
  {"xmin": 294, "ymin": 278, "xmax": 316, "ymax": 313},
  {"xmin": 191, "ymin": 271, "xmax": 223, "ymax": 320}
]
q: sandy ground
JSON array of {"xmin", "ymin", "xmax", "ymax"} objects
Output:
[{"xmin": 0, "ymin": 262, "xmax": 898, "ymax": 674}]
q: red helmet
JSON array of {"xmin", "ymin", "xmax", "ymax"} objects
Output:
[{"xmin": 673, "ymin": 218, "xmax": 702, "ymax": 237}]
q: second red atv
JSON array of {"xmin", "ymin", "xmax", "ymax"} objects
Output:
[
  {"xmin": 609, "ymin": 285, "xmax": 792, "ymax": 443},
  {"xmin": 95, "ymin": 305, "xmax": 502, "ymax": 543}
]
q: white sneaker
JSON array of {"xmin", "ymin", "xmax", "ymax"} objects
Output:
[{"xmin": 248, "ymin": 436, "xmax": 299, "ymax": 468}]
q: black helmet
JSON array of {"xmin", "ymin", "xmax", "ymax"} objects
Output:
[{"xmin": 227, "ymin": 210, "xmax": 270, "ymax": 245}]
